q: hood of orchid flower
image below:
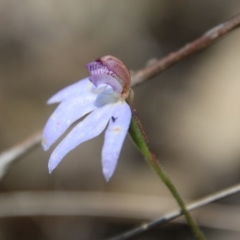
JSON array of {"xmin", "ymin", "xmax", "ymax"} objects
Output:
[{"xmin": 86, "ymin": 55, "xmax": 131, "ymax": 100}]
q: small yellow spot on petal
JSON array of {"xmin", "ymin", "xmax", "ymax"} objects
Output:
[
  {"xmin": 112, "ymin": 127, "xmax": 122, "ymax": 134},
  {"xmin": 52, "ymin": 153, "xmax": 58, "ymax": 159},
  {"xmin": 86, "ymin": 81, "xmax": 92, "ymax": 91},
  {"xmin": 51, "ymin": 113, "xmax": 57, "ymax": 120}
]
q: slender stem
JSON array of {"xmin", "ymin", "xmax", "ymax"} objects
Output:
[{"xmin": 128, "ymin": 98, "xmax": 206, "ymax": 240}]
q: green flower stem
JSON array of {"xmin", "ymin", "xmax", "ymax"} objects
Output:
[{"xmin": 127, "ymin": 97, "xmax": 206, "ymax": 240}]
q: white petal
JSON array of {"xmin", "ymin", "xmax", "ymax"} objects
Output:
[
  {"xmin": 101, "ymin": 101, "xmax": 131, "ymax": 181},
  {"xmin": 42, "ymin": 91, "xmax": 97, "ymax": 151},
  {"xmin": 47, "ymin": 78, "xmax": 93, "ymax": 104},
  {"xmin": 48, "ymin": 104, "xmax": 114, "ymax": 173}
]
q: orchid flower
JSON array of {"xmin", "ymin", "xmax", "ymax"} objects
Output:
[{"xmin": 42, "ymin": 56, "xmax": 132, "ymax": 181}]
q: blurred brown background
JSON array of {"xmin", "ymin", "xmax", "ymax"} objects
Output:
[{"xmin": 1, "ymin": 0, "xmax": 240, "ymax": 239}]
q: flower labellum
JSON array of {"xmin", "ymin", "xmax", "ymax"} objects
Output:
[{"xmin": 42, "ymin": 55, "xmax": 132, "ymax": 181}]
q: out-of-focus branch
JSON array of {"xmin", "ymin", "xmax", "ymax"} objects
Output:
[
  {"xmin": 107, "ymin": 183, "xmax": 240, "ymax": 240},
  {"xmin": 131, "ymin": 13, "xmax": 240, "ymax": 86},
  {"xmin": 0, "ymin": 131, "xmax": 42, "ymax": 179},
  {"xmin": 0, "ymin": 188, "xmax": 240, "ymax": 233}
]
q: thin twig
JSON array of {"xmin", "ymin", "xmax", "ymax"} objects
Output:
[
  {"xmin": 0, "ymin": 131, "xmax": 42, "ymax": 179},
  {"xmin": 0, "ymin": 190, "xmax": 240, "ymax": 232},
  {"xmin": 106, "ymin": 183, "xmax": 240, "ymax": 240},
  {"xmin": 1, "ymin": 13, "xmax": 240, "ymax": 178},
  {"xmin": 131, "ymin": 13, "xmax": 240, "ymax": 87}
]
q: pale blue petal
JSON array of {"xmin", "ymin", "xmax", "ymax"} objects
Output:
[
  {"xmin": 42, "ymin": 90, "xmax": 97, "ymax": 151},
  {"xmin": 48, "ymin": 104, "xmax": 114, "ymax": 173},
  {"xmin": 47, "ymin": 78, "xmax": 93, "ymax": 104},
  {"xmin": 101, "ymin": 102, "xmax": 131, "ymax": 181}
]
